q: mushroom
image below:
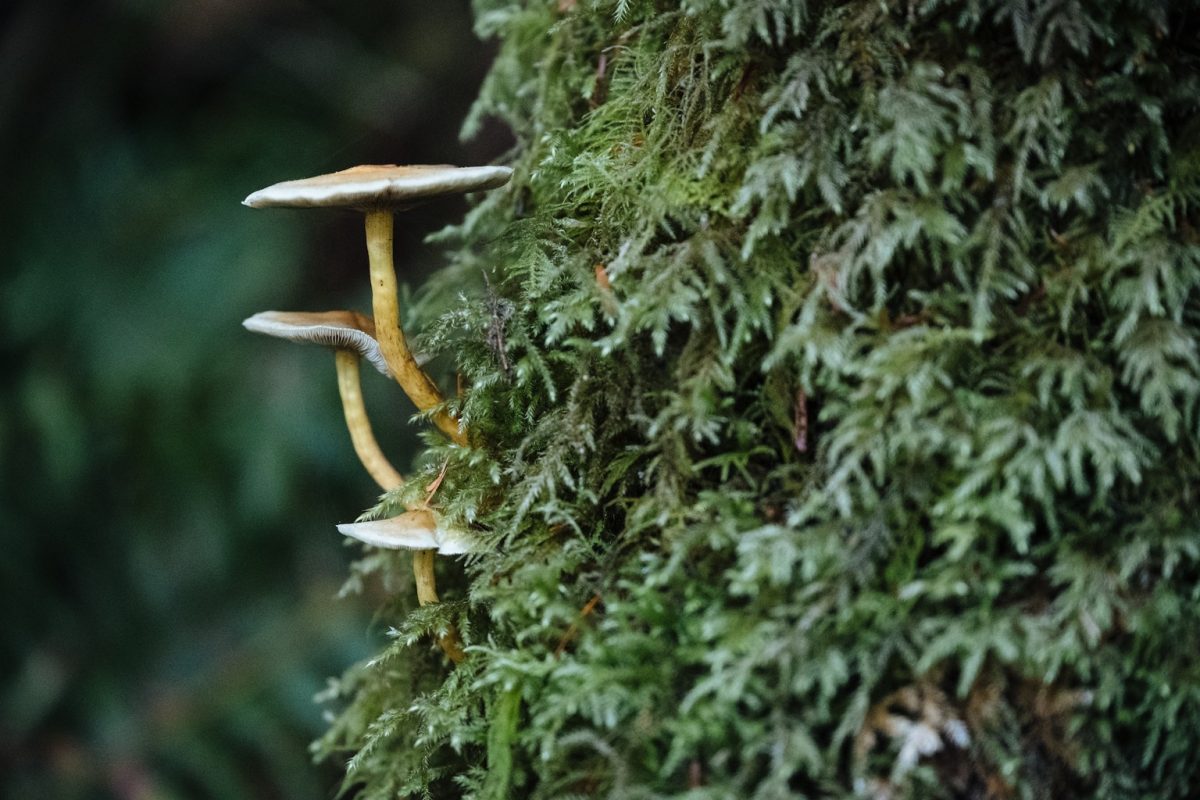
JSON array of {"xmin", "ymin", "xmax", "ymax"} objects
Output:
[
  {"xmin": 243, "ymin": 164, "xmax": 513, "ymax": 447},
  {"xmin": 340, "ymin": 511, "xmax": 469, "ymax": 663},
  {"xmin": 337, "ymin": 510, "xmax": 475, "ymax": 558},
  {"xmin": 243, "ymin": 308, "xmax": 468, "ymax": 663},
  {"xmin": 243, "ymin": 310, "xmax": 404, "ymax": 491}
]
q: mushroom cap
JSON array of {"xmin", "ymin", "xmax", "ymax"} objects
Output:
[
  {"xmin": 243, "ymin": 310, "xmax": 392, "ymax": 376},
  {"xmin": 243, "ymin": 164, "xmax": 513, "ymax": 209},
  {"xmin": 337, "ymin": 510, "xmax": 475, "ymax": 555}
]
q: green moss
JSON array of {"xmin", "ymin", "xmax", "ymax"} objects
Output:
[{"xmin": 317, "ymin": 1, "xmax": 1200, "ymax": 797}]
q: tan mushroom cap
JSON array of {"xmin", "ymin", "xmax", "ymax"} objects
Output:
[
  {"xmin": 337, "ymin": 510, "xmax": 475, "ymax": 555},
  {"xmin": 243, "ymin": 310, "xmax": 393, "ymax": 377},
  {"xmin": 242, "ymin": 164, "xmax": 513, "ymax": 209}
]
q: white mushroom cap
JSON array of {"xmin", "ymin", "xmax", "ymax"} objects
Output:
[
  {"xmin": 337, "ymin": 509, "xmax": 475, "ymax": 555},
  {"xmin": 243, "ymin": 310, "xmax": 393, "ymax": 377},
  {"xmin": 243, "ymin": 164, "xmax": 513, "ymax": 209}
]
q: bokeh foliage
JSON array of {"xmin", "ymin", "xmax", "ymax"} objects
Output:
[
  {"xmin": 0, "ymin": 1, "xmax": 497, "ymax": 797},
  {"xmin": 318, "ymin": 1, "xmax": 1200, "ymax": 798}
]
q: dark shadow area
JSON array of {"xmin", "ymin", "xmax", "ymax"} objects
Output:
[{"xmin": 0, "ymin": 1, "xmax": 511, "ymax": 796}]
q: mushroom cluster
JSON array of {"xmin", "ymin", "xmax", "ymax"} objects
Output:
[{"xmin": 243, "ymin": 164, "xmax": 511, "ymax": 663}]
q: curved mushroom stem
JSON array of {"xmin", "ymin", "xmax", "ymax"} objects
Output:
[
  {"xmin": 334, "ymin": 350, "xmax": 405, "ymax": 491},
  {"xmin": 364, "ymin": 210, "xmax": 468, "ymax": 447},
  {"xmin": 336, "ymin": 351, "xmax": 465, "ymax": 662}
]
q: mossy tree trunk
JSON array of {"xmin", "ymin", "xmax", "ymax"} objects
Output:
[{"xmin": 317, "ymin": 2, "xmax": 1200, "ymax": 798}]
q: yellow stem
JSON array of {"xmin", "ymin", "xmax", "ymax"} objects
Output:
[
  {"xmin": 364, "ymin": 209, "xmax": 468, "ymax": 446},
  {"xmin": 335, "ymin": 350, "xmax": 405, "ymax": 492},
  {"xmin": 413, "ymin": 549, "xmax": 440, "ymax": 604},
  {"xmin": 362, "ymin": 210, "xmax": 466, "ymax": 663},
  {"xmin": 412, "ymin": 549, "xmax": 464, "ymax": 662},
  {"xmin": 336, "ymin": 352, "xmax": 464, "ymax": 662}
]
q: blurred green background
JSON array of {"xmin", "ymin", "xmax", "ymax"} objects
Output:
[{"xmin": 0, "ymin": 1, "xmax": 505, "ymax": 796}]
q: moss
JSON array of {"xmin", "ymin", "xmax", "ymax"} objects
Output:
[{"xmin": 317, "ymin": 2, "xmax": 1200, "ymax": 798}]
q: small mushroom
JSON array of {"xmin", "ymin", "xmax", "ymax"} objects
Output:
[
  {"xmin": 244, "ymin": 164, "xmax": 513, "ymax": 447},
  {"xmin": 338, "ymin": 510, "xmax": 475, "ymax": 558},
  {"xmin": 243, "ymin": 310, "xmax": 404, "ymax": 492},
  {"xmin": 338, "ymin": 508, "xmax": 472, "ymax": 663}
]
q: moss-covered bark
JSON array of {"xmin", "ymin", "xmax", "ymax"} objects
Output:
[{"xmin": 317, "ymin": 2, "xmax": 1200, "ymax": 798}]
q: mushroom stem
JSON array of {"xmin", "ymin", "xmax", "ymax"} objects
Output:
[
  {"xmin": 334, "ymin": 350, "xmax": 405, "ymax": 491},
  {"xmin": 350, "ymin": 230, "xmax": 465, "ymax": 662},
  {"xmin": 413, "ymin": 549, "xmax": 440, "ymax": 604},
  {"xmin": 362, "ymin": 212, "xmax": 468, "ymax": 662},
  {"xmin": 413, "ymin": 547, "xmax": 465, "ymax": 663},
  {"xmin": 364, "ymin": 210, "xmax": 468, "ymax": 446}
]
